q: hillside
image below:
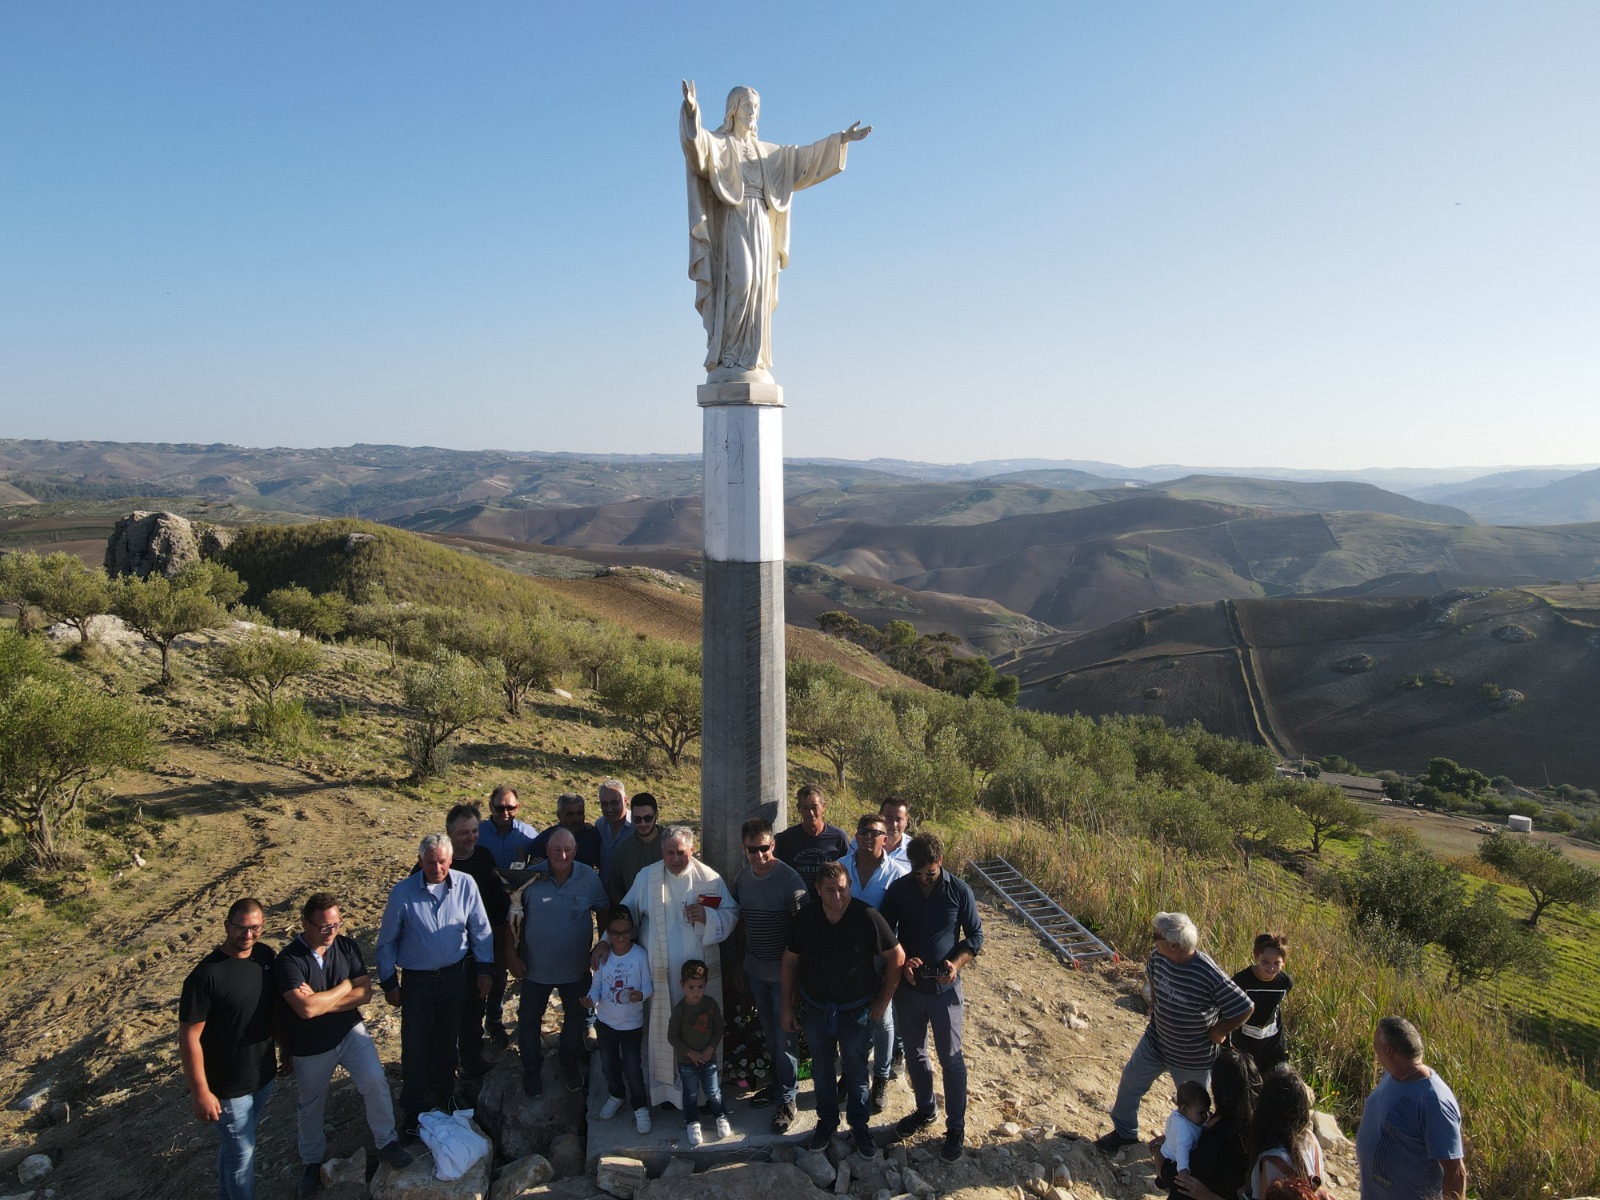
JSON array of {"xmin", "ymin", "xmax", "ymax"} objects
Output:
[
  {"xmin": 1150, "ymin": 474, "xmax": 1475, "ymax": 525},
  {"xmin": 1006, "ymin": 587, "xmax": 1600, "ymax": 786}
]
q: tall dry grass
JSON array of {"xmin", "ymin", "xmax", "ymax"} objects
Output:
[{"xmin": 960, "ymin": 820, "xmax": 1600, "ymax": 1200}]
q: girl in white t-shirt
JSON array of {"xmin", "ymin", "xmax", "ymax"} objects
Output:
[{"xmin": 584, "ymin": 906, "xmax": 654, "ymax": 1133}]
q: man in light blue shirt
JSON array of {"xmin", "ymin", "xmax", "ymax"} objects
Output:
[
  {"xmin": 594, "ymin": 778, "xmax": 633, "ymax": 883},
  {"xmin": 375, "ymin": 833, "xmax": 495, "ymax": 1138},
  {"xmin": 1356, "ymin": 1016, "xmax": 1465, "ymax": 1200},
  {"xmin": 478, "ymin": 784, "xmax": 538, "ymax": 869},
  {"xmin": 843, "ymin": 812, "xmax": 909, "ymax": 1113}
]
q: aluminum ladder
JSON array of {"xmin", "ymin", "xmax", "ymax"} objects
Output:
[{"xmin": 968, "ymin": 856, "xmax": 1119, "ymax": 967}]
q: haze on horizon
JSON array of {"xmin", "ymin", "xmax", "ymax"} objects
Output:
[{"xmin": 2, "ymin": 2, "xmax": 1596, "ymax": 470}]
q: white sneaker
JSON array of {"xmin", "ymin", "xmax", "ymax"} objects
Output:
[
  {"xmin": 635, "ymin": 1107, "xmax": 652, "ymax": 1134},
  {"xmin": 687, "ymin": 1122, "xmax": 704, "ymax": 1147},
  {"xmin": 600, "ymin": 1095, "xmax": 624, "ymax": 1120},
  {"xmin": 715, "ymin": 1115, "xmax": 732, "ymax": 1140}
]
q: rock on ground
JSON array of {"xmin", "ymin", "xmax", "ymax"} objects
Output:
[
  {"xmin": 491, "ymin": 1154, "xmax": 555, "ymax": 1200},
  {"xmin": 104, "ymin": 511, "xmax": 203, "ymax": 579},
  {"xmin": 636, "ymin": 1163, "xmax": 831, "ymax": 1200}
]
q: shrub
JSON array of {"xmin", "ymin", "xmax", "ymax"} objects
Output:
[
  {"xmin": 213, "ymin": 633, "xmax": 323, "ymax": 703},
  {"xmin": 1479, "ymin": 833, "xmax": 1600, "ymax": 927},
  {"xmin": 263, "ymin": 585, "xmax": 348, "ymax": 641},
  {"xmin": 110, "ymin": 566, "xmax": 230, "ymax": 687},
  {"xmin": 245, "ymin": 697, "xmax": 321, "ymax": 753},
  {"xmin": 401, "ymin": 649, "xmax": 497, "ymax": 779},
  {"xmin": 595, "ymin": 643, "xmax": 702, "ymax": 767}
]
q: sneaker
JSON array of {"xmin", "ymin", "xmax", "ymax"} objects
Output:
[
  {"xmin": 1093, "ymin": 1131, "xmax": 1140, "ymax": 1155},
  {"xmin": 853, "ymin": 1128, "xmax": 880, "ymax": 1160},
  {"xmin": 870, "ymin": 1077, "xmax": 889, "ymax": 1114},
  {"xmin": 635, "ymin": 1107, "xmax": 653, "ymax": 1134},
  {"xmin": 298, "ymin": 1163, "xmax": 323, "ymax": 1197},
  {"xmin": 940, "ymin": 1131, "xmax": 963, "ymax": 1163},
  {"xmin": 896, "ymin": 1108, "xmax": 937, "ymax": 1138},
  {"xmin": 771, "ymin": 1100, "xmax": 796, "ymax": 1134},
  {"xmin": 379, "ymin": 1141, "xmax": 413, "ymax": 1170},
  {"xmin": 600, "ymin": 1095, "xmax": 625, "ymax": 1120},
  {"xmin": 808, "ymin": 1122, "xmax": 837, "ymax": 1152},
  {"xmin": 687, "ymin": 1122, "xmax": 704, "ymax": 1147},
  {"xmin": 715, "ymin": 1115, "xmax": 732, "ymax": 1139},
  {"xmin": 749, "ymin": 1084, "xmax": 775, "ymax": 1109},
  {"xmin": 562, "ymin": 1064, "xmax": 584, "ymax": 1093}
]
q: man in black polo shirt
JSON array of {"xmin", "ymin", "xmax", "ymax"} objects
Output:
[
  {"xmin": 782, "ymin": 861, "xmax": 904, "ymax": 1160},
  {"xmin": 179, "ymin": 897, "xmax": 279, "ymax": 1200},
  {"xmin": 277, "ymin": 892, "xmax": 412, "ymax": 1198},
  {"xmin": 878, "ymin": 832, "xmax": 984, "ymax": 1164}
]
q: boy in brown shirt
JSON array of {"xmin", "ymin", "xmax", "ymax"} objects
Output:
[{"xmin": 667, "ymin": 959, "xmax": 730, "ymax": 1146}]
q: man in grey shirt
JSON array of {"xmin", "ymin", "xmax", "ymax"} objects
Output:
[
  {"xmin": 730, "ymin": 816, "xmax": 807, "ymax": 1133},
  {"xmin": 507, "ymin": 828, "xmax": 609, "ymax": 1096}
]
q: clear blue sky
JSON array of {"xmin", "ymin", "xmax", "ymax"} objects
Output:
[{"xmin": 2, "ymin": 2, "xmax": 1596, "ymax": 469}]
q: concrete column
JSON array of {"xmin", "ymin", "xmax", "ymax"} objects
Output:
[{"xmin": 699, "ymin": 381, "xmax": 787, "ymax": 881}]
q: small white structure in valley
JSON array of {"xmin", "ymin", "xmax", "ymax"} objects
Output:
[{"xmin": 1508, "ymin": 814, "xmax": 1534, "ymax": 833}]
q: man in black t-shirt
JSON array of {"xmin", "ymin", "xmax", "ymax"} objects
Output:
[
  {"xmin": 774, "ymin": 783, "xmax": 849, "ymax": 895},
  {"xmin": 179, "ymin": 897, "xmax": 278, "ymax": 1200},
  {"xmin": 276, "ymin": 892, "xmax": 412, "ymax": 1196},
  {"xmin": 782, "ymin": 861, "xmax": 904, "ymax": 1160}
]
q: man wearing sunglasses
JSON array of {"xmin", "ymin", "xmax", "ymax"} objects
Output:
[
  {"xmin": 478, "ymin": 784, "xmax": 538, "ymax": 870},
  {"xmin": 845, "ymin": 814, "xmax": 909, "ymax": 1113},
  {"xmin": 607, "ymin": 792, "xmax": 665, "ymax": 904},
  {"xmin": 730, "ymin": 817, "xmax": 808, "ymax": 1132},
  {"xmin": 276, "ymin": 893, "xmax": 412, "ymax": 1197}
]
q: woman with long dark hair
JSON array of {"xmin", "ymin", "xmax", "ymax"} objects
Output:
[
  {"xmin": 1242, "ymin": 1065, "xmax": 1325, "ymax": 1200},
  {"xmin": 1170, "ymin": 1047, "xmax": 1262, "ymax": 1200}
]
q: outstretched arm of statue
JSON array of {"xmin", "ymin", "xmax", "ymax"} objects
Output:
[
  {"xmin": 682, "ymin": 80, "xmax": 699, "ymax": 125},
  {"xmin": 842, "ymin": 120, "xmax": 872, "ymax": 143}
]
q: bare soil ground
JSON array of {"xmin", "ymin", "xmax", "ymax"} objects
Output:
[{"xmin": 0, "ymin": 730, "xmax": 1358, "ymax": 1198}]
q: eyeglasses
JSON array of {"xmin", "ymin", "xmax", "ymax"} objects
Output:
[
  {"xmin": 309, "ymin": 920, "xmax": 341, "ymax": 934},
  {"xmin": 635, "ymin": 813, "xmax": 657, "ymax": 824},
  {"xmin": 744, "ymin": 843, "xmax": 775, "ymax": 856},
  {"xmin": 913, "ymin": 867, "xmax": 940, "ymax": 880},
  {"xmin": 607, "ymin": 927, "xmax": 634, "ymax": 938},
  {"xmin": 858, "ymin": 829, "xmax": 887, "ymax": 839},
  {"xmin": 228, "ymin": 922, "xmax": 264, "ymax": 935},
  {"xmin": 491, "ymin": 804, "xmax": 517, "ymax": 813}
]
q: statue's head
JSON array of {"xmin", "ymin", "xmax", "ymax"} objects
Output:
[{"xmin": 718, "ymin": 86, "xmax": 760, "ymax": 136}]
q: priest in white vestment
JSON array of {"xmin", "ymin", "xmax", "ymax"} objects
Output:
[{"xmin": 618, "ymin": 825, "xmax": 739, "ymax": 1108}]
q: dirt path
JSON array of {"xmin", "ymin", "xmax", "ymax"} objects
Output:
[{"xmin": 0, "ymin": 749, "xmax": 1358, "ymax": 1199}]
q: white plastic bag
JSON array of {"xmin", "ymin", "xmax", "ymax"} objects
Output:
[{"xmin": 418, "ymin": 1108, "xmax": 491, "ymax": 1181}]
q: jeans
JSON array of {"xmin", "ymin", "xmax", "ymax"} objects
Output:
[
  {"xmin": 596, "ymin": 1021, "xmax": 647, "ymax": 1110},
  {"xmin": 677, "ymin": 1059, "xmax": 727, "ymax": 1121},
  {"xmin": 746, "ymin": 971, "xmax": 799, "ymax": 1104},
  {"xmin": 800, "ymin": 1000, "xmax": 873, "ymax": 1134},
  {"xmin": 872, "ymin": 1001, "xmax": 895, "ymax": 1082},
  {"xmin": 1108, "ymin": 1026, "xmax": 1213, "ymax": 1140},
  {"xmin": 894, "ymin": 982, "xmax": 969, "ymax": 1136},
  {"xmin": 519, "ymin": 975, "xmax": 590, "ymax": 1084},
  {"xmin": 399, "ymin": 963, "xmax": 469, "ymax": 1124},
  {"xmin": 215, "ymin": 1078, "xmax": 275, "ymax": 1200},
  {"xmin": 292, "ymin": 1022, "xmax": 397, "ymax": 1164}
]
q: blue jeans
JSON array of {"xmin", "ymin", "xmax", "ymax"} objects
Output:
[
  {"xmin": 215, "ymin": 1078, "xmax": 275, "ymax": 1200},
  {"xmin": 894, "ymin": 983, "xmax": 968, "ymax": 1136},
  {"xmin": 746, "ymin": 971, "xmax": 799, "ymax": 1104},
  {"xmin": 800, "ymin": 999, "xmax": 873, "ymax": 1134},
  {"xmin": 872, "ymin": 1001, "xmax": 895, "ymax": 1082},
  {"xmin": 677, "ymin": 1060, "xmax": 727, "ymax": 1121},
  {"xmin": 1109, "ymin": 1026, "xmax": 1213, "ymax": 1139},
  {"xmin": 519, "ymin": 976, "xmax": 590, "ymax": 1084},
  {"xmin": 596, "ymin": 1021, "xmax": 647, "ymax": 1110}
]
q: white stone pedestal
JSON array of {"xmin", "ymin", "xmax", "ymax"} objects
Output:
[{"xmin": 699, "ymin": 381, "xmax": 788, "ymax": 880}]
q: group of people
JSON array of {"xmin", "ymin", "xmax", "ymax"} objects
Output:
[
  {"xmin": 1094, "ymin": 912, "xmax": 1466, "ymax": 1200},
  {"xmin": 177, "ymin": 781, "xmax": 984, "ymax": 1199}
]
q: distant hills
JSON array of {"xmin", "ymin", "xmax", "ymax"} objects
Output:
[{"xmin": 1001, "ymin": 587, "xmax": 1600, "ymax": 787}]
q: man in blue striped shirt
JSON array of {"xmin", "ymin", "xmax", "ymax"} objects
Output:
[
  {"xmin": 375, "ymin": 833, "xmax": 496, "ymax": 1139},
  {"xmin": 1096, "ymin": 911, "xmax": 1253, "ymax": 1155}
]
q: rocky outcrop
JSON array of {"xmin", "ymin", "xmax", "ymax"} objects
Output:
[{"xmin": 103, "ymin": 510, "xmax": 235, "ymax": 579}]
